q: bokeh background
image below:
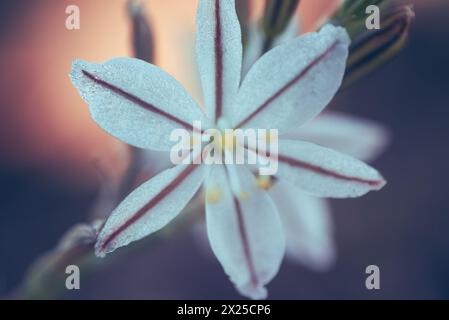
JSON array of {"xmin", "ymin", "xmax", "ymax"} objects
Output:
[{"xmin": 1, "ymin": 0, "xmax": 449, "ymax": 299}]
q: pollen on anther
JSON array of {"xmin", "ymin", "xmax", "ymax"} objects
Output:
[
  {"xmin": 265, "ymin": 131, "xmax": 278, "ymax": 143},
  {"xmin": 189, "ymin": 135, "xmax": 199, "ymax": 147},
  {"xmin": 206, "ymin": 186, "xmax": 221, "ymax": 204},
  {"xmin": 256, "ymin": 175, "xmax": 272, "ymax": 190},
  {"xmin": 223, "ymin": 130, "xmax": 236, "ymax": 150}
]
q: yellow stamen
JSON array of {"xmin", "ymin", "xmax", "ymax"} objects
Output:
[
  {"xmin": 206, "ymin": 186, "xmax": 221, "ymax": 204},
  {"xmin": 256, "ymin": 175, "xmax": 272, "ymax": 190},
  {"xmin": 189, "ymin": 135, "xmax": 199, "ymax": 147},
  {"xmin": 213, "ymin": 130, "xmax": 236, "ymax": 152},
  {"xmin": 265, "ymin": 130, "xmax": 278, "ymax": 143},
  {"xmin": 223, "ymin": 130, "xmax": 236, "ymax": 150}
]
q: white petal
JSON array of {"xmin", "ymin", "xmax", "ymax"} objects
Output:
[
  {"xmin": 282, "ymin": 112, "xmax": 390, "ymax": 161},
  {"xmin": 232, "ymin": 25, "xmax": 350, "ymax": 132},
  {"xmin": 273, "ymin": 139, "xmax": 386, "ymax": 198},
  {"xmin": 195, "ymin": 0, "xmax": 242, "ymax": 122},
  {"xmin": 205, "ymin": 165, "xmax": 285, "ymax": 299},
  {"xmin": 70, "ymin": 58, "xmax": 207, "ymax": 151},
  {"xmin": 95, "ymin": 163, "xmax": 205, "ymax": 256},
  {"xmin": 270, "ymin": 181, "xmax": 336, "ymax": 271}
]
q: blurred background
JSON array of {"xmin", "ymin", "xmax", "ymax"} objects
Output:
[{"xmin": 1, "ymin": 0, "xmax": 449, "ymax": 299}]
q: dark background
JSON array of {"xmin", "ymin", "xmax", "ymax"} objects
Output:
[{"xmin": 1, "ymin": 0, "xmax": 449, "ymax": 299}]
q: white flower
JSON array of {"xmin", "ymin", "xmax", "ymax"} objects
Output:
[{"xmin": 70, "ymin": 0, "xmax": 385, "ymax": 299}]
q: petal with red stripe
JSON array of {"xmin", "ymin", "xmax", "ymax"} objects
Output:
[
  {"xmin": 233, "ymin": 25, "xmax": 350, "ymax": 132},
  {"xmin": 195, "ymin": 0, "xmax": 242, "ymax": 122},
  {"xmin": 273, "ymin": 139, "xmax": 386, "ymax": 198},
  {"xmin": 205, "ymin": 164, "xmax": 285, "ymax": 299},
  {"xmin": 96, "ymin": 163, "xmax": 205, "ymax": 257},
  {"xmin": 70, "ymin": 58, "xmax": 207, "ymax": 151}
]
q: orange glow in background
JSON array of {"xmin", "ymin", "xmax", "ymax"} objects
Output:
[{"xmin": 0, "ymin": 0, "xmax": 427, "ymax": 189}]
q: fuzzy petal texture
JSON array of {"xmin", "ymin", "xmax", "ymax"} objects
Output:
[
  {"xmin": 272, "ymin": 139, "xmax": 386, "ymax": 198},
  {"xmin": 70, "ymin": 58, "xmax": 207, "ymax": 151},
  {"xmin": 96, "ymin": 163, "xmax": 205, "ymax": 257},
  {"xmin": 282, "ymin": 112, "xmax": 390, "ymax": 162},
  {"xmin": 270, "ymin": 181, "xmax": 336, "ymax": 271},
  {"xmin": 232, "ymin": 24, "xmax": 350, "ymax": 132},
  {"xmin": 195, "ymin": 0, "xmax": 242, "ymax": 122},
  {"xmin": 205, "ymin": 164, "xmax": 285, "ymax": 299}
]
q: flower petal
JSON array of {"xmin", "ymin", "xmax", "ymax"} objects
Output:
[
  {"xmin": 265, "ymin": 139, "xmax": 386, "ymax": 198},
  {"xmin": 282, "ymin": 112, "xmax": 390, "ymax": 161},
  {"xmin": 205, "ymin": 164, "xmax": 285, "ymax": 299},
  {"xmin": 270, "ymin": 181, "xmax": 336, "ymax": 271},
  {"xmin": 232, "ymin": 24, "xmax": 350, "ymax": 131},
  {"xmin": 195, "ymin": 0, "xmax": 242, "ymax": 122},
  {"xmin": 70, "ymin": 58, "xmax": 207, "ymax": 151},
  {"xmin": 95, "ymin": 163, "xmax": 205, "ymax": 257}
]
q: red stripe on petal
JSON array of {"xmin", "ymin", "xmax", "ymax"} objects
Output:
[
  {"xmin": 223, "ymin": 165, "xmax": 259, "ymax": 289},
  {"xmin": 82, "ymin": 70, "xmax": 199, "ymax": 132},
  {"xmin": 246, "ymin": 145, "xmax": 385, "ymax": 188},
  {"xmin": 233, "ymin": 196, "xmax": 259, "ymax": 289},
  {"xmin": 214, "ymin": 0, "xmax": 224, "ymax": 122},
  {"xmin": 235, "ymin": 40, "xmax": 340, "ymax": 129},
  {"xmin": 99, "ymin": 163, "xmax": 200, "ymax": 253},
  {"xmin": 277, "ymin": 153, "xmax": 385, "ymax": 188}
]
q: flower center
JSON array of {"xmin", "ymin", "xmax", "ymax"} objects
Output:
[
  {"xmin": 212, "ymin": 117, "xmax": 237, "ymax": 152},
  {"xmin": 210, "ymin": 129, "xmax": 237, "ymax": 152}
]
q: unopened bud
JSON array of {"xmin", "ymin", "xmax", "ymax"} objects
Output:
[{"xmin": 342, "ymin": 4, "xmax": 415, "ymax": 88}]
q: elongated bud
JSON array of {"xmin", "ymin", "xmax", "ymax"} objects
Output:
[
  {"xmin": 262, "ymin": 0, "xmax": 300, "ymax": 51},
  {"xmin": 127, "ymin": 0, "xmax": 153, "ymax": 63},
  {"xmin": 342, "ymin": 4, "xmax": 414, "ymax": 88},
  {"xmin": 236, "ymin": 0, "xmax": 250, "ymax": 46}
]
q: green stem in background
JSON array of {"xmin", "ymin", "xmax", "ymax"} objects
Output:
[{"xmin": 261, "ymin": 0, "xmax": 301, "ymax": 54}]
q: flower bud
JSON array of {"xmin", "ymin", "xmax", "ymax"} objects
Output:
[{"xmin": 342, "ymin": 4, "xmax": 415, "ymax": 88}]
